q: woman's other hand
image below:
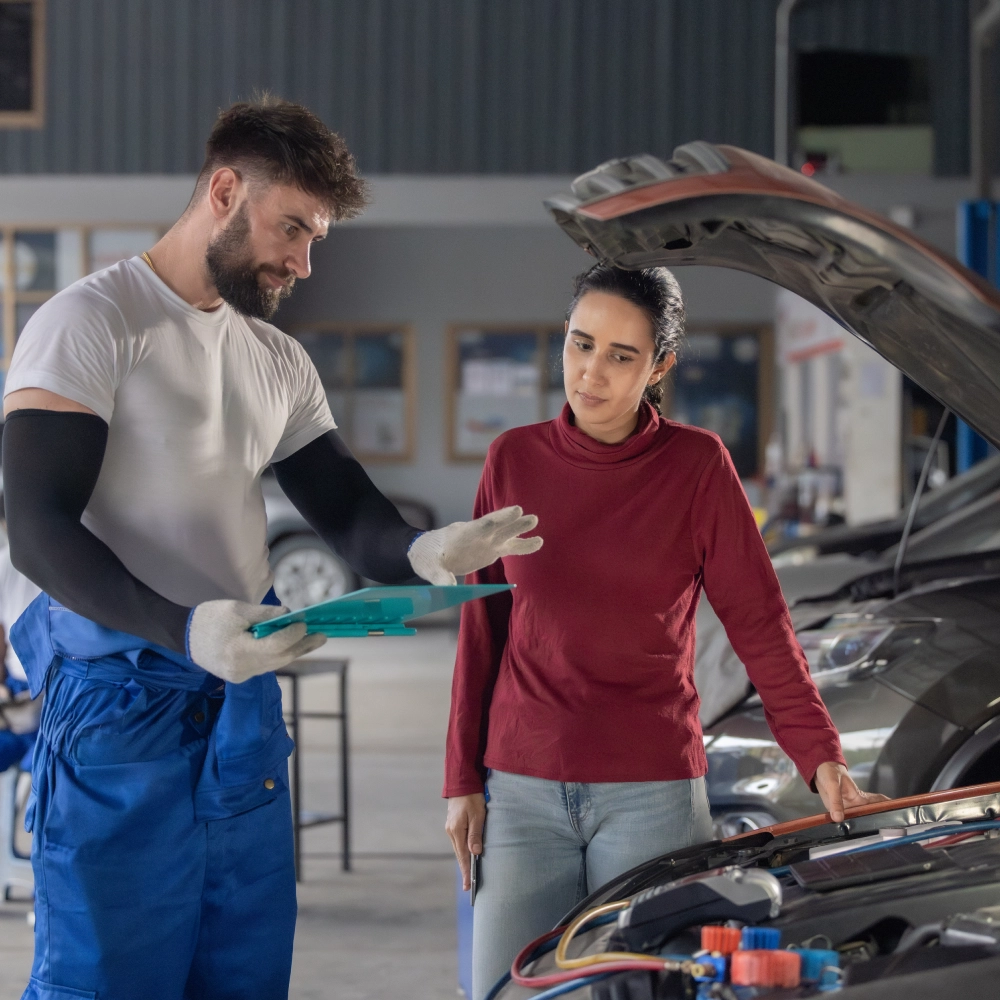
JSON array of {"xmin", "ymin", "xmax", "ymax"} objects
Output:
[
  {"xmin": 815, "ymin": 761, "xmax": 889, "ymax": 823},
  {"xmin": 446, "ymin": 793, "xmax": 486, "ymax": 891}
]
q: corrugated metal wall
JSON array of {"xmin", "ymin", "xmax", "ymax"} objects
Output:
[
  {"xmin": 794, "ymin": 0, "xmax": 970, "ymax": 178},
  {"xmin": 0, "ymin": 0, "xmax": 972, "ymax": 175}
]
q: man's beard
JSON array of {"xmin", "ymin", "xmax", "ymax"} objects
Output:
[{"xmin": 205, "ymin": 204, "xmax": 295, "ymax": 320}]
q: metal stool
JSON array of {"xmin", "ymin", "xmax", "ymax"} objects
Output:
[
  {"xmin": 0, "ymin": 766, "xmax": 32, "ymax": 899},
  {"xmin": 276, "ymin": 658, "xmax": 351, "ymax": 879}
]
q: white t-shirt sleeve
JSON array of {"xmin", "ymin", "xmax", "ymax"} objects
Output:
[
  {"xmin": 4, "ymin": 285, "xmax": 126, "ymax": 423},
  {"xmin": 270, "ymin": 336, "xmax": 337, "ymax": 463}
]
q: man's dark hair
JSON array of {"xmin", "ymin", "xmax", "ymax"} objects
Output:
[
  {"xmin": 566, "ymin": 263, "xmax": 685, "ymax": 407},
  {"xmin": 195, "ymin": 95, "xmax": 368, "ymax": 221}
]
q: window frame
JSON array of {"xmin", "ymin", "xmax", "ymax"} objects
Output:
[
  {"xmin": 447, "ymin": 322, "xmax": 565, "ymax": 463},
  {"xmin": 663, "ymin": 322, "xmax": 775, "ymax": 478},
  {"xmin": 0, "ymin": 223, "xmax": 166, "ymax": 371},
  {"xmin": 290, "ymin": 322, "xmax": 416, "ymax": 464},
  {"xmin": 0, "ymin": 0, "xmax": 45, "ymax": 129}
]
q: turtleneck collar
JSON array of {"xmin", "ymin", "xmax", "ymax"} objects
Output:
[{"xmin": 548, "ymin": 401, "xmax": 663, "ymax": 469}]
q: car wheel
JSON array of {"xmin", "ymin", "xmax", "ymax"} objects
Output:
[
  {"xmin": 710, "ymin": 808, "xmax": 779, "ymax": 841},
  {"xmin": 269, "ymin": 535, "xmax": 358, "ymax": 610}
]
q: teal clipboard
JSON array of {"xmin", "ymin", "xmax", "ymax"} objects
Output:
[{"xmin": 249, "ymin": 583, "xmax": 514, "ymax": 639}]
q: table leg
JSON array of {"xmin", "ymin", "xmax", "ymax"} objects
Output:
[
  {"xmin": 292, "ymin": 674, "xmax": 302, "ymax": 881},
  {"xmin": 341, "ymin": 665, "xmax": 351, "ymax": 872}
]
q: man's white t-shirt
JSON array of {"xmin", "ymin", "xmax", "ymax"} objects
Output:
[
  {"xmin": 4, "ymin": 258, "xmax": 336, "ymax": 607},
  {"xmin": 0, "ymin": 542, "xmax": 41, "ymax": 680}
]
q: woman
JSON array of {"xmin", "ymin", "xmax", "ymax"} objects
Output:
[{"xmin": 445, "ymin": 263, "xmax": 882, "ymax": 1000}]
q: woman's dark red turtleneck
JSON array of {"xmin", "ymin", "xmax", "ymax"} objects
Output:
[{"xmin": 443, "ymin": 403, "xmax": 845, "ymax": 796}]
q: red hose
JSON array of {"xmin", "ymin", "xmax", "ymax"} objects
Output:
[{"xmin": 725, "ymin": 781, "xmax": 1000, "ymax": 841}]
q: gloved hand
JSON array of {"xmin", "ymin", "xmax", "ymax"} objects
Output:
[
  {"xmin": 187, "ymin": 600, "xmax": 326, "ymax": 683},
  {"xmin": 407, "ymin": 505, "xmax": 543, "ymax": 586}
]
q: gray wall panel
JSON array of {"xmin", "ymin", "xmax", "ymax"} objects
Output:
[{"xmin": 0, "ymin": 0, "xmax": 974, "ymax": 176}]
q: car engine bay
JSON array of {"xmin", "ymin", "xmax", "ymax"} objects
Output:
[{"xmin": 490, "ymin": 783, "xmax": 1000, "ymax": 999}]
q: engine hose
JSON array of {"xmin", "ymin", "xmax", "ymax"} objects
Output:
[
  {"xmin": 522, "ymin": 973, "xmax": 617, "ymax": 1000},
  {"xmin": 893, "ymin": 923, "xmax": 944, "ymax": 953},
  {"xmin": 555, "ymin": 901, "xmax": 662, "ymax": 969},
  {"xmin": 512, "ymin": 901, "xmax": 711, "ymax": 989},
  {"xmin": 767, "ymin": 818, "xmax": 1000, "ymax": 878},
  {"xmin": 727, "ymin": 781, "xmax": 1000, "ymax": 842},
  {"xmin": 484, "ymin": 915, "xmax": 621, "ymax": 1000}
]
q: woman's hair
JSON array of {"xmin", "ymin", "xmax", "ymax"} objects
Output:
[{"xmin": 566, "ymin": 263, "xmax": 685, "ymax": 407}]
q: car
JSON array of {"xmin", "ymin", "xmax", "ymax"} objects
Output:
[
  {"xmin": 694, "ymin": 465, "xmax": 1000, "ymax": 728},
  {"xmin": 261, "ymin": 469, "xmax": 435, "ymax": 609},
  {"xmin": 695, "ymin": 482, "xmax": 1000, "ymax": 812},
  {"xmin": 500, "ymin": 140, "xmax": 1000, "ymax": 998},
  {"xmin": 767, "ymin": 453, "xmax": 1000, "ymax": 561},
  {"xmin": 492, "ymin": 782, "xmax": 1000, "ymax": 998},
  {"xmin": 546, "ymin": 140, "xmax": 1000, "ymax": 833}
]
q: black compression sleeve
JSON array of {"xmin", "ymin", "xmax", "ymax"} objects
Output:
[
  {"xmin": 3, "ymin": 410, "xmax": 191, "ymax": 652},
  {"xmin": 272, "ymin": 430, "xmax": 423, "ymax": 584}
]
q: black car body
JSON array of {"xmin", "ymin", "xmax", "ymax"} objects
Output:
[
  {"xmin": 490, "ymin": 142, "xmax": 1000, "ymax": 998},
  {"xmin": 767, "ymin": 454, "xmax": 1000, "ymax": 560},
  {"xmin": 496, "ymin": 783, "xmax": 1000, "ymax": 998},
  {"xmin": 544, "ymin": 140, "xmax": 1000, "ymax": 832}
]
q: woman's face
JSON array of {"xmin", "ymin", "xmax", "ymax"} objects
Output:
[{"xmin": 563, "ymin": 291, "xmax": 675, "ymax": 443}]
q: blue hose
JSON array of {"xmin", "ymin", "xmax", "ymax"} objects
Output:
[
  {"xmin": 768, "ymin": 818, "xmax": 1000, "ymax": 879},
  {"xmin": 523, "ymin": 973, "xmax": 616, "ymax": 999}
]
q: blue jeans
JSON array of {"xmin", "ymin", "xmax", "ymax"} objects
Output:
[{"xmin": 472, "ymin": 769, "xmax": 712, "ymax": 1000}]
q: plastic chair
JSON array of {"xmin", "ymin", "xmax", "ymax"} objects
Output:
[{"xmin": 0, "ymin": 765, "xmax": 32, "ymax": 899}]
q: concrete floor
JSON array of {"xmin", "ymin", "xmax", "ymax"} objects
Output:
[{"xmin": 0, "ymin": 627, "xmax": 462, "ymax": 1000}]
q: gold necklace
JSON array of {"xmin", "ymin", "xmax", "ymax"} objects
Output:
[{"xmin": 141, "ymin": 250, "xmax": 157, "ymax": 273}]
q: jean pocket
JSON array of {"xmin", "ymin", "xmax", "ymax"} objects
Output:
[{"xmin": 23, "ymin": 978, "xmax": 97, "ymax": 999}]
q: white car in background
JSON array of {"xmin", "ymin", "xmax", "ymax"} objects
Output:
[{"xmin": 261, "ymin": 469, "xmax": 435, "ymax": 609}]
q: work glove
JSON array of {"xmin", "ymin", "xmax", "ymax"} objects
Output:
[
  {"xmin": 187, "ymin": 600, "xmax": 326, "ymax": 684},
  {"xmin": 407, "ymin": 505, "xmax": 543, "ymax": 586}
]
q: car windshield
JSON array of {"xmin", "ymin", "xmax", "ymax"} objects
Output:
[{"xmin": 885, "ymin": 486, "xmax": 1000, "ymax": 564}]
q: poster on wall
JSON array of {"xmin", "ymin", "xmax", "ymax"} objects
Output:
[
  {"xmin": 776, "ymin": 287, "xmax": 846, "ymax": 363},
  {"xmin": 669, "ymin": 327, "xmax": 772, "ymax": 479},
  {"xmin": 545, "ymin": 330, "xmax": 566, "ymax": 419},
  {"xmin": 293, "ymin": 326, "xmax": 412, "ymax": 461},
  {"xmin": 451, "ymin": 329, "xmax": 541, "ymax": 459},
  {"xmin": 88, "ymin": 229, "xmax": 161, "ymax": 273},
  {"xmin": 352, "ymin": 331, "xmax": 408, "ymax": 457}
]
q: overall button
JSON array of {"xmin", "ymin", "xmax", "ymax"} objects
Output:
[
  {"xmin": 264, "ymin": 778, "xmax": 275, "ymax": 790},
  {"xmin": 192, "ymin": 711, "xmax": 206, "ymax": 724}
]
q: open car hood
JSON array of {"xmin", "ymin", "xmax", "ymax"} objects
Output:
[{"xmin": 546, "ymin": 143, "xmax": 1000, "ymax": 449}]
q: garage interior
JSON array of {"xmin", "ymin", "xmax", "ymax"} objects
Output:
[{"xmin": 1, "ymin": 3, "xmax": 1000, "ymax": 1000}]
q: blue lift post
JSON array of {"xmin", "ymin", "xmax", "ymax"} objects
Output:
[
  {"xmin": 457, "ymin": 868, "xmax": 473, "ymax": 997},
  {"xmin": 956, "ymin": 200, "xmax": 997, "ymax": 471}
]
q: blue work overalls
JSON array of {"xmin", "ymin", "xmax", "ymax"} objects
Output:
[{"xmin": 12, "ymin": 594, "xmax": 298, "ymax": 1000}]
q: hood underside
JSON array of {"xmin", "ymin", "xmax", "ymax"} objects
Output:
[{"xmin": 546, "ymin": 143, "xmax": 1000, "ymax": 449}]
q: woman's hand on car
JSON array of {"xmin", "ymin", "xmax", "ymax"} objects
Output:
[
  {"xmin": 815, "ymin": 761, "xmax": 889, "ymax": 823},
  {"xmin": 446, "ymin": 793, "xmax": 486, "ymax": 891}
]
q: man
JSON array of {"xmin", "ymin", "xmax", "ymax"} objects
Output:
[{"xmin": 2, "ymin": 97, "xmax": 542, "ymax": 1000}]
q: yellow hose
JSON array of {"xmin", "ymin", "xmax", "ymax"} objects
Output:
[{"xmin": 553, "ymin": 900, "xmax": 709, "ymax": 974}]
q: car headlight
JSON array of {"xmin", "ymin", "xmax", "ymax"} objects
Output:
[{"xmin": 796, "ymin": 615, "xmax": 936, "ymax": 687}]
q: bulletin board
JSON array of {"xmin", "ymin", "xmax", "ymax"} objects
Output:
[
  {"xmin": 447, "ymin": 324, "xmax": 565, "ymax": 461},
  {"xmin": 0, "ymin": 224, "xmax": 165, "ymax": 382},
  {"xmin": 666, "ymin": 325, "xmax": 775, "ymax": 478},
  {"xmin": 291, "ymin": 324, "xmax": 415, "ymax": 463}
]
